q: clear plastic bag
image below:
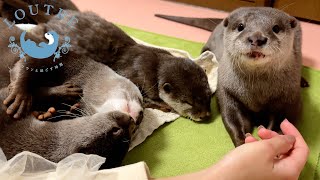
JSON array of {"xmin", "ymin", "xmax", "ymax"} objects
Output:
[{"xmin": 0, "ymin": 149, "xmax": 105, "ymax": 180}]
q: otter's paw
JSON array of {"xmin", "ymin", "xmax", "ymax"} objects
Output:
[
  {"xmin": 32, "ymin": 107, "xmax": 56, "ymax": 120},
  {"xmin": 8, "ymin": 83, "xmax": 14, "ymax": 93},
  {"xmin": 3, "ymin": 90, "xmax": 32, "ymax": 119},
  {"xmin": 63, "ymin": 102, "xmax": 83, "ymax": 116},
  {"xmin": 69, "ymin": 103, "xmax": 81, "ymax": 112},
  {"xmin": 50, "ymin": 82, "xmax": 83, "ymax": 101}
]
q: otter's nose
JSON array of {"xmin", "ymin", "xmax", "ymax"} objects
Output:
[
  {"xmin": 248, "ymin": 33, "xmax": 268, "ymax": 47},
  {"xmin": 112, "ymin": 112, "xmax": 136, "ymax": 136}
]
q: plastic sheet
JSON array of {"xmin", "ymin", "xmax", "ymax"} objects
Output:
[{"xmin": 0, "ymin": 149, "xmax": 105, "ymax": 180}]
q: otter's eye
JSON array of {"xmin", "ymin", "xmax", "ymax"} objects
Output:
[
  {"xmin": 237, "ymin": 23, "xmax": 245, "ymax": 32},
  {"xmin": 182, "ymin": 101, "xmax": 192, "ymax": 106},
  {"xmin": 272, "ymin": 25, "xmax": 280, "ymax": 33},
  {"xmin": 163, "ymin": 83, "xmax": 172, "ymax": 94}
]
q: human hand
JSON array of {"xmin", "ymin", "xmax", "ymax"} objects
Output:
[
  {"xmin": 206, "ymin": 120, "xmax": 309, "ymax": 180},
  {"xmin": 155, "ymin": 120, "xmax": 309, "ymax": 180}
]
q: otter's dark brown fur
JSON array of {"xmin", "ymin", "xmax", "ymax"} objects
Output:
[{"xmin": 39, "ymin": 11, "xmax": 213, "ymax": 121}]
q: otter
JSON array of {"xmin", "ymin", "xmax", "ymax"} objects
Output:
[
  {"xmin": 213, "ymin": 7, "xmax": 302, "ymax": 146},
  {"xmin": 24, "ymin": 10, "xmax": 213, "ymax": 121},
  {"xmin": 0, "ymin": 23, "xmax": 143, "ymax": 168},
  {"xmin": 154, "ymin": 12, "xmax": 309, "ymax": 88}
]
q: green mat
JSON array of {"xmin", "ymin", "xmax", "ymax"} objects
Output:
[{"xmin": 119, "ymin": 25, "xmax": 320, "ymax": 180}]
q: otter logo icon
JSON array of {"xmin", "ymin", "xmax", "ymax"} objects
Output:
[
  {"xmin": 20, "ymin": 31, "xmax": 59, "ymax": 59},
  {"xmin": 8, "ymin": 31, "xmax": 71, "ymax": 62}
]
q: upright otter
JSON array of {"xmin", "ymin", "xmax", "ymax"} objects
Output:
[
  {"xmin": 26, "ymin": 11, "xmax": 213, "ymax": 121},
  {"xmin": 214, "ymin": 7, "xmax": 302, "ymax": 146},
  {"xmin": 155, "ymin": 12, "xmax": 309, "ymax": 87},
  {"xmin": 0, "ymin": 23, "xmax": 143, "ymax": 168}
]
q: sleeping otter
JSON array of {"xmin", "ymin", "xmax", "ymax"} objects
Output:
[
  {"xmin": 37, "ymin": 11, "xmax": 213, "ymax": 121},
  {"xmin": 0, "ymin": 22, "xmax": 143, "ymax": 168}
]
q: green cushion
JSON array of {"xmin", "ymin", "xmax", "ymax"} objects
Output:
[{"xmin": 119, "ymin": 25, "xmax": 320, "ymax": 180}]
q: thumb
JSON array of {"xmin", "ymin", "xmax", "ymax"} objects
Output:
[{"xmin": 264, "ymin": 135, "xmax": 296, "ymax": 157}]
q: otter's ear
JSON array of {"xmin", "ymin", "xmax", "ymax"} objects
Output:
[
  {"xmin": 289, "ymin": 18, "xmax": 297, "ymax": 28},
  {"xmin": 162, "ymin": 83, "xmax": 172, "ymax": 94},
  {"xmin": 223, "ymin": 18, "xmax": 229, "ymax": 27}
]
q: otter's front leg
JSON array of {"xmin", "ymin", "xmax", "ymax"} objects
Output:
[
  {"xmin": 3, "ymin": 55, "xmax": 60, "ymax": 119},
  {"xmin": 32, "ymin": 82, "xmax": 83, "ymax": 120},
  {"xmin": 3, "ymin": 66, "xmax": 33, "ymax": 119},
  {"xmin": 35, "ymin": 82, "xmax": 83, "ymax": 102},
  {"xmin": 284, "ymin": 97, "xmax": 302, "ymax": 127},
  {"xmin": 218, "ymin": 92, "xmax": 253, "ymax": 147}
]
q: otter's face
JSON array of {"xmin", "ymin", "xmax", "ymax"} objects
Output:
[
  {"xmin": 79, "ymin": 111, "xmax": 135, "ymax": 169},
  {"xmin": 223, "ymin": 8, "xmax": 299, "ymax": 67},
  {"xmin": 158, "ymin": 58, "xmax": 212, "ymax": 121}
]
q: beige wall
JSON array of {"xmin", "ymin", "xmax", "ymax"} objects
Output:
[{"xmin": 168, "ymin": 0, "xmax": 320, "ymax": 22}]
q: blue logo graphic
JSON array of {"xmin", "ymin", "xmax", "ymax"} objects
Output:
[
  {"xmin": 21, "ymin": 31, "xmax": 59, "ymax": 59},
  {"xmin": 8, "ymin": 31, "xmax": 71, "ymax": 62}
]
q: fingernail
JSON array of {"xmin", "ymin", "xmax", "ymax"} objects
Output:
[
  {"xmin": 258, "ymin": 125, "xmax": 265, "ymax": 130},
  {"xmin": 285, "ymin": 135, "xmax": 296, "ymax": 143},
  {"xmin": 245, "ymin": 133, "xmax": 252, "ymax": 138}
]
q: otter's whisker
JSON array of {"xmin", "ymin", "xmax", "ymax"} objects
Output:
[
  {"xmin": 141, "ymin": 83, "xmax": 158, "ymax": 97},
  {"xmin": 61, "ymin": 102, "xmax": 88, "ymax": 116},
  {"xmin": 56, "ymin": 110, "xmax": 82, "ymax": 118},
  {"xmin": 47, "ymin": 114, "xmax": 80, "ymax": 121},
  {"xmin": 141, "ymin": 75, "xmax": 147, "ymax": 93},
  {"xmin": 122, "ymin": 138, "xmax": 130, "ymax": 143},
  {"xmin": 279, "ymin": 2, "xmax": 296, "ymax": 11},
  {"xmin": 209, "ymin": 19, "xmax": 220, "ymax": 26},
  {"xmin": 79, "ymin": 95, "xmax": 95, "ymax": 115}
]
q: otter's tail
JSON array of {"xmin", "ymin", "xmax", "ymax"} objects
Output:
[{"xmin": 155, "ymin": 14, "xmax": 223, "ymax": 32}]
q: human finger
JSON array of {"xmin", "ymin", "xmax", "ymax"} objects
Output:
[
  {"xmin": 245, "ymin": 133, "xmax": 258, "ymax": 143},
  {"xmin": 280, "ymin": 120, "xmax": 309, "ymax": 170},
  {"xmin": 264, "ymin": 135, "xmax": 296, "ymax": 157},
  {"xmin": 258, "ymin": 125, "xmax": 279, "ymax": 140}
]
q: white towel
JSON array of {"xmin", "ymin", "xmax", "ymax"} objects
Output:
[{"xmin": 129, "ymin": 37, "xmax": 219, "ymax": 151}]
